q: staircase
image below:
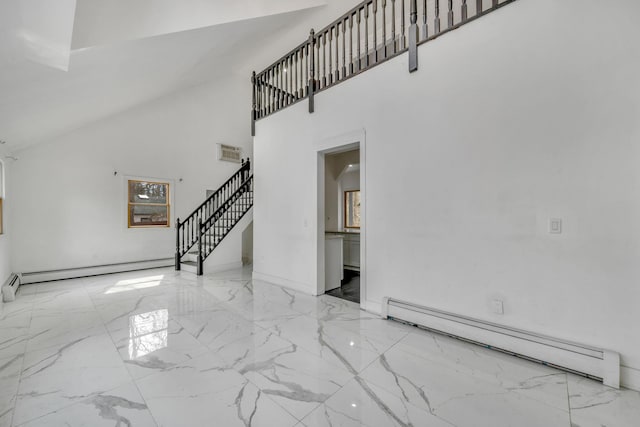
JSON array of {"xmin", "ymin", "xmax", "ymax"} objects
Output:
[{"xmin": 175, "ymin": 159, "xmax": 253, "ymax": 275}]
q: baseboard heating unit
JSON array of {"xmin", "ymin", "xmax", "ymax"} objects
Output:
[
  {"xmin": 382, "ymin": 297, "xmax": 620, "ymax": 389},
  {"xmin": 2, "ymin": 273, "xmax": 20, "ymax": 302}
]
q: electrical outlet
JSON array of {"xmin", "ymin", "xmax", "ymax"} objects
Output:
[
  {"xmin": 549, "ymin": 218, "xmax": 562, "ymax": 234},
  {"xmin": 491, "ymin": 300, "xmax": 504, "ymax": 315}
]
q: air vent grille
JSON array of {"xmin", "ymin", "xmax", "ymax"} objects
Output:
[{"xmin": 217, "ymin": 144, "xmax": 242, "ymax": 163}]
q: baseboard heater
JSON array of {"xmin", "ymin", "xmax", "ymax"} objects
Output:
[
  {"xmin": 382, "ymin": 297, "xmax": 620, "ymax": 389},
  {"xmin": 20, "ymin": 258, "xmax": 174, "ymax": 284},
  {"xmin": 2, "ymin": 273, "xmax": 21, "ymax": 302}
]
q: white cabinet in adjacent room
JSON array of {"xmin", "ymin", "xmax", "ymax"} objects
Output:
[{"xmin": 342, "ymin": 233, "xmax": 360, "ymax": 271}]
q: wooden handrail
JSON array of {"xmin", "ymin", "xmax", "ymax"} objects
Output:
[{"xmin": 251, "ymin": 0, "xmax": 519, "ymax": 133}]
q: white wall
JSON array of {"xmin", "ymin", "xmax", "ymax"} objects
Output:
[
  {"xmin": 0, "ymin": 156, "xmax": 12, "ymax": 291},
  {"xmin": 10, "ymin": 76, "xmax": 253, "ymax": 274},
  {"xmin": 253, "ymin": 0, "xmax": 640, "ymax": 388}
]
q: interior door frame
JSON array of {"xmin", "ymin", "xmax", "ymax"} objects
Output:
[{"xmin": 315, "ymin": 129, "xmax": 367, "ymax": 311}]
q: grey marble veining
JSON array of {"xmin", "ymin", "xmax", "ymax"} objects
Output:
[{"xmin": 0, "ymin": 266, "xmax": 637, "ymax": 426}]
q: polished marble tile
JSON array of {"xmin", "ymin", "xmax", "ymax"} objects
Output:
[
  {"xmin": 26, "ymin": 311, "xmax": 106, "ymax": 354},
  {"xmin": 174, "ymin": 305, "xmax": 264, "ymax": 351},
  {"xmin": 223, "ymin": 298, "xmax": 303, "ymax": 329},
  {"xmin": 13, "ymin": 333, "xmax": 132, "ymax": 425},
  {"xmin": 18, "ymin": 382, "xmax": 157, "ymax": 427},
  {"xmin": 217, "ymin": 329, "xmax": 354, "ymax": 420},
  {"xmin": 394, "ymin": 330, "xmax": 570, "ymax": 411},
  {"xmin": 269, "ymin": 314, "xmax": 389, "ymax": 375},
  {"xmin": 0, "ymin": 355, "xmax": 22, "ymax": 427},
  {"xmin": 136, "ymin": 352, "xmax": 297, "ymax": 427},
  {"xmin": 1, "ymin": 266, "xmax": 638, "ymax": 427},
  {"xmin": 302, "ymin": 376, "xmax": 453, "ymax": 427},
  {"xmin": 568, "ymin": 374, "xmax": 640, "ymax": 427},
  {"xmin": 110, "ymin": 314, "xmax": 210, "ymax": 380}
]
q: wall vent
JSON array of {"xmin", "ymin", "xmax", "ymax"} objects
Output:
[{"xmin": 217, "ymin": 144, "xmax": 242, "ymax": 163}]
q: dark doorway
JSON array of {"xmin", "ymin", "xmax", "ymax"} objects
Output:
[{"xmin": 326, "ymin": 270, "xmax": 360, "ymax": 304}]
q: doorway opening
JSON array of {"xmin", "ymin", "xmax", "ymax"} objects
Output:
[{"xmin": 322, "ymin": 147, "xmax": 362, "ymax": 304}]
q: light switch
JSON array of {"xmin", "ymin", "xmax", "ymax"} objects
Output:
[{"xmin": 549, "ymin": 218, "xmax": 562, "ymax": 234}]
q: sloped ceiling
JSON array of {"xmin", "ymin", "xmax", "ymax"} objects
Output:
[{"xmin": 0, "ymin": 0, "xmax": 327, "ymax": 150}]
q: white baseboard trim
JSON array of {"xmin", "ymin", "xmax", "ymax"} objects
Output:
[
  {"xmin": 363, "ymin": 299, "xmax": 382, "ymax": 316},
  {"xmin": 207, "ymin": 261, "xmax": 244, "ymax": 274},
  {"xmin": 20, "ymin": 259, "xmax": 174, "ymax": 284},
  {"xmin": 252, "ymin": 271, "xmax": 314, "ymax": 295},
  {"xmin": 622, "ymin": 366, "xmax": 640, "ymax": 391}
]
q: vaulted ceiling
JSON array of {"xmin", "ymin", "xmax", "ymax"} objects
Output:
[{"xmin": 0, "ymin": 0, "xmax": 327, "ymax": 150}]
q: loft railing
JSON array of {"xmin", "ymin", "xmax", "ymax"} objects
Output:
[
  {"xmin": 175, "ymin": 159, "xmax": 251, "ymax": 273},
  {"xmin": 252, "ymin": 0, "xmax": 516, "ymax": 134}
]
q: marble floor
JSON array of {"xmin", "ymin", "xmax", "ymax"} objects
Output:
[{"xmin": 0, "ymin": 266, "xmax": 638, "ymax": 426}]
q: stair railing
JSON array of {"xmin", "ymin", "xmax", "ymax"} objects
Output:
[
  {"xmin": 196, "ymin": 175, "xmax": 254, "ymax": 274},
  {"xmin": 252, "ymin": 0, "xmax": 517, "ymax": 134},
  {"xmin": 175, "ymin": 158, "xmax": 251, "ymax": 270}
]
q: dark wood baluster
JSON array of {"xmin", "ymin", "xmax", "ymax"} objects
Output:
[
  {"xmin": 276, "ymin": 63, "xmax": 281, "ymax": 109},
  {"xmin": 364, "ymin": 3, "xmax": 370, "ymax": 67},
  {"xmin": 493, "ymin": 0, "xmax": 498, "ymax": 7},
  {"xmin": 373, "ymin": 0, "xmax": 378, "ymax": 63},
  {"xmin": 304, "ymin": 43, "xmax": 313, "ymax": 95},
  {"xmin": 281, "ymin": 65, "xmax": 285, "ymax": 106},
  {"xmin": 335, "ymin": 24, "xmax": 340, "ymax": 81},
  {"xmin": 274, "ymin": 66, "xmax": 279, "ymax": 111},
  {"xmin": 297, "ymin": 50, "xmax": 302, "ymax": 98},
  {"xmin": 328, "ymin": 29, "xmax": 333, "ymax": 85},
  {"xmin": 270, "ymin": 67, "xmax": 275, "ymax": 112},
  {"xmin": 422, "ymin": 0, "xmax": 428, "ymax": 40},
  {"xmin": 290, "ymin": 55, "xmax": 294, "ymax": 102},
  {"xmin": 182, "ymin": 222, "xmax": 185, "ymax": 255},
  {"xmin": 280, "ymin": 61, "xmax": 285, "ymax": 107},
  {"xmin": 287, "ymin": 56, "xmax": 292, "ymax": 104},
  {"xmin": 391, "ymin": 0, "xmax": 396, "ymax": 53},
  {"xmin": 308, "ymin": 29, "xmax": 315, "ymax": 113},
  {"xmin": 434, "ymin": 0, "xmax": 441, "ymax": 34},
  {"xmin": 267, "ymin": 69, "xmax": 272, "ymax": 115},
  {"xmin": 322, "ymin": 32, "xmax": 327, "ymax": 87},
  {"xmin": 357, "ymin": 8, "xmax": 362, "ymax": 71},
  {"xmin": 476, "ymin": 0, "xmax": 483, "ymax": 15},
  {"xmin": 448, "ymin": 0, "xmax": 454, "ymax": 28},
  {"xmin": 272, "ymin": 66, "xmax": 276, "ymax": 112},
  {"xmin": 349, "ymin": 14, "xmax": 354, "ymax": 74},
  {"xmin": 341, "ymin": 19, "xmax": 347, "ymax": 79},
  {"xmin": 381, "ymin": 0, "xmax": 387, "ymax": 59},
  {"xmin": 401, "ymin": 0, "xmax": 406, "ymax": 48},
  {"xmin": 462, "ymin": 0, "xmax": 468, "ymax": 21},
  {"xmin": 287, "ymin": 55, "xmax": 291, "ymax": 102}
]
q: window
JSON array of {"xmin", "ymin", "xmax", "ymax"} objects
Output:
[
  {"xmin": 344, "ymin": 190, "xmax": 361, "ymax": 229},
  {"xmin": 128, "ymin": 180, "xmax": 170, "ymax": 228}
]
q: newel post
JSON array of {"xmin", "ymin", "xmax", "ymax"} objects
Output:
[
  {"xmin": 308, "ymin": 29, "xmax": 316, "ymax": 114},
  {"xmin": 197, "ymin": 218, "xmax": 204, "ymax": 276},
  {"xmin": 251, "ymin": 71, "xmax": 257, "ymax": 136},
  {"xmin": 175, "ymin": 218, "xmax": 181, "ymax": 271},
  {"xmin": 408, "ymin": 0, "xmax": 419, "ymax": 72}
]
